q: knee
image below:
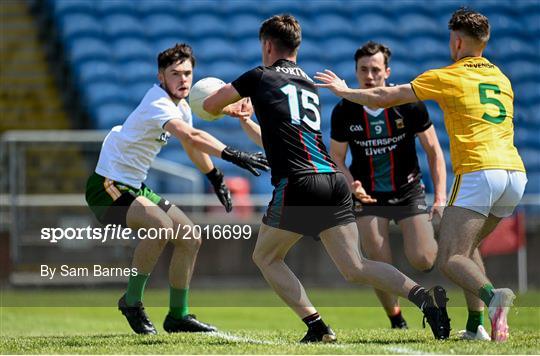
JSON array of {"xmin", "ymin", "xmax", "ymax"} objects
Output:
[
  {"xmin": 409, "ymin": 253, "xmax": 436, "ymax": 272},
  {"xmin": 171, "ymin": 225, "xmax": 202, "ymax": 251},
  {"xmin": 340, "ymin": 259, "xmax": 369, "ymax": 284},
  {"xmin": 252, "ymin": 248, "xmax": 280, "ymax": 269}
]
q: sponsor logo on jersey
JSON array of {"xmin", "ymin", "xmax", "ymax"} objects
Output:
[
  {"xmin": 349, "ymin": 125, "xmax": 364, "ymax": 132},
  {"xmin": 395, "ymin": 118, "xmax": 405, "ymax": 129}
]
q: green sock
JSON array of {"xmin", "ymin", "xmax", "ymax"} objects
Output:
[
  {"xmin": 169, "ymin": 287, "xmax": 189, "ymax": 319},
  {"xmin": 125, "ymin": 273, "xmax": 150, "ymax": 306},
  {"xmin": 466, "ymin": 310, "xmax": 484, "ymax": 333},
  {"xmin": 479, "ymin": 284, "xmax": 495, "ymax": 306}
]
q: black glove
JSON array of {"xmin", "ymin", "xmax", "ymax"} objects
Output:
[
  {"xmin": 206, "ymin": 168, "xmax": 232, "ymax": 212},
  {"xmin": 221, "ymin": 146, "xmax": 270, "ymax": 176}
]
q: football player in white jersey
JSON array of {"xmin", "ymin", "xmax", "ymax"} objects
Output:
[{"xmin": 85, "ymin": 44, "xmax": 268, "ymax": 335}]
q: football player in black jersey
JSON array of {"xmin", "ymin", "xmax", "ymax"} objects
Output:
[
  {"xmin": 204, "ymin": 14, "xmax": 450, "ymax": 342},
  {"xmin": 329, "ymin": 41, "xmax": 447, "ymax": 329}
]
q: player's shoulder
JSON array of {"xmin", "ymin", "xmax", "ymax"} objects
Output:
[{"xmin": 395, "ymin": 100, "xmax": 427, "ymax": 115}]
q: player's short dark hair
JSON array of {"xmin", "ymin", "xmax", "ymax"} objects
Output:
[
  {"xmin": 354, "ymin": 41, "xmax": 392, "ymax": 69},
  {"xmin": 157, "ymin": 43, "xmax": 196, "ymax": 71},
  {"xmin": 448, "ymin": 7, "xmax": 490, "ymax": 43},
  {"xmin": 259, "ymin": 14, "xmax": 302, "ymax": 54}
]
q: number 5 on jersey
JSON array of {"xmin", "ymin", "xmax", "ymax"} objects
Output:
[{"xmin": 281, "ymin": 84, "xmax": 321, "ymax": 131}]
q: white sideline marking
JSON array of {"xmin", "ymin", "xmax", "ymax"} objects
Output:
[
  {"xmin": 207, "ymin": 331, "xmax": 274, "ymax": 344},
  {"xmin": 385, "ymin": 346, "xmax": 431, "ymax": 355},
  {"xmin": 207, "ymin": 331, "xmax": 348, "ymax": 348}
]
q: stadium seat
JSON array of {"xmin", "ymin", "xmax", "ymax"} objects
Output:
[
  {"xmin": 193, "ymin": 38, "xmax": 238, "ymax": 61},
  {"xmin": 180, "ymin": 0, "xmax": 222, "ymax": 16},
  {"xmin": 66, "ymin": 37, "xmax": 110, "ymax": 63},
  {"xmin": 144, "ymin": 14, "xmax": 184, "ymax": 39},
  {"xmin": 205, "ymin": 61, "xmax": 245, "ymax": 83},
  {"xmin": 129, "ymin": 81, "xmax": 156, "ymax": 105},
  {"xmin": 387, "ymin": 61, "xmax": 418, "ymax": 84},
  {"xmin": 83, "ymin": 82, "xmax": 125, "ymax": 107},
  {"xmin": 504, "ymin": 60, "xmax": 540, "ymax": 82},
  {"xmin": 137, "ymin": 0, "xmax": 181, "ymax": 17},
  {"xmin": 319, "ymin": 37, "xmax": 358, "ymax": 61},
  {"xmin": 405, "ymin": 37, "xmax": 447, "ymax": 62},
  {"xmin": 513, "ymin": 82, "xmax": 540, "ymax": 105},
  {"xmin": 112, "ymin": 38, "xmax": 154, "ymax": 62},
  {"xmin": 353, "ymin": 14, "xmax": 397, "ymax": 38},
  {"xmin": 521, "ymin": 148, "xmax": 540, "ymax": 172},
  {"xmin": 52, "ymin": 0, "xmax": 94, "ymax": 18},
  {"xmin": 259, "ymin": 0, "xmax": 306, "ymax": 17},
  {"xmin": 398, "ymin": 14, "xmax": 442, "ymax": 38},
  {"xmin": 94, "ymin": 103, "xmax": 133, "ymax": 129},
  {"xmin": 103, "ymin": 14, "xmax": 146, "ymax": 39},
  {"xmin": 153, "ymin": 37, "xmax": 191, "ymax": 55},
  {"xmin": 332, "ymin": 61, "xmax": 357, "ymax": 85},
  {"xmin": 487, "ymin": 13, "xmax": 524, "ymax": 36},
  {"xmin": 59, "ymin": 14, "xmax": 103, "ymax": 41},
  {"xmin": 523, "ymin": 12, "xmax": 540, "ymax": 38},
  {"xmin": 96, "ymin": 0, "xmax": 137, "ymax": 16},
  {"xmin": 523, "ymin": 172, "xmax": 540, "ymax": 193},
  {"xmin": 187, "ymin": 15, "xmax": 228, "ymax": 38},
  {"xmin": 310, "ymin": 14, "xmax": 354, "ymax": 38},
  {"xmin": 237, "ymin": 38, "xmax": 263, "ymax": 62},
  {"xmin": 117, "ymin": 60, "xmax": 155, "ymax": 85},
  {"xmin": 222, "ymin": 0, "xmax": 265, "ymax": 16},
  {"xmin": 228, "ymin": 14, "xmax": 262, "ymax": 39},
  {"xmin": 73, "ymin": 60, "xmax": 117, "ymax": 85}
]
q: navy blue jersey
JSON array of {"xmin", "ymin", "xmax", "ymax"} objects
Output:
[
  {"xmin": 331, "ymin": 99, "xmax": 432, "ymax": 193},
  {"xmin": 232, "ymin": 59, "xmax": 336, "ymax": 184}
]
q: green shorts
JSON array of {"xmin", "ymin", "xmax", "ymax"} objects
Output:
[{"xmin": 85, "ymin": 172, "xmax": 165, "ymax": 226}]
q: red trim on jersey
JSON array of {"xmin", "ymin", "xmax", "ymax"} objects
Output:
[
  {"xmin": 299, "ymin": 130, "xmax": 318, "ymax": 172},
  {"xmin": 363, "ymin": 110, "xmax": 375, "ymax": 191},
  {"xmin": 384, "ymin": 109, "xmax": 396, "ymax": 191}
]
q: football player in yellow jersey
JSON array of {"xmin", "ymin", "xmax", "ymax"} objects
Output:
[{"xmin": 315, "ymin": 8, "xmax": 527, "ymax": 342}]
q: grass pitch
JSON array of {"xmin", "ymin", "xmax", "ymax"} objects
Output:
[{"xmin": 1, "ymin": 289, "xmax": 539, "ymax": 354}]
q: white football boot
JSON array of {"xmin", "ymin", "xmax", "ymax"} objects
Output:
[
  {"xmin": 488, "ymin": 288, "xmax": 516, "ymax": 342},
  {"xmin": 458, "ymin": 325, "xmax": 491, "ymax": 341}
]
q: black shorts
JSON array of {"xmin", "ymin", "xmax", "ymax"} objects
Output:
[
  {"xmin": 263, "ymin": 172, "xmax": 356, "ymax": 236},
  {"xmin": 354, "ymin": 181, "xmax": 429, "ymax": 223}
]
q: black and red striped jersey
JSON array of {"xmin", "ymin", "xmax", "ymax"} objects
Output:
[
  {"xmin": 331, "ymin": 99, "xmax": 432, "ymax": 193},
  {"xmin": 232, "ymin": 59, "xmax": 336, "ymax": 184}
]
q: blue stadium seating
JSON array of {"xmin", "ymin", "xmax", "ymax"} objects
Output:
[
  {"xmin": 103, "ymin": 14, "xmax": 146, "ymax": 39},
  {"xmin": 59, "ymin": 14, "xmax": 102, "ymax": 41},
  {"xmin": 46, "ymin": 0, "xmax": 539, "ymax": 195},
  {"xmin": 66, "ymin": 37, "xmax": 110, "ymax": 63},
  {"xmin": 144, "ymin": 14, "xmax": 183, "ymax": 39}
]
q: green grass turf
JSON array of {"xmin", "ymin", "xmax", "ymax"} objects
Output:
[{"xmin": 1, "ymin": 289, "xmax": 539, "ymax": 354}]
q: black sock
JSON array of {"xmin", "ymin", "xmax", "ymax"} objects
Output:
[
  {"xmin": 302, "ymin": 312, "xmax": 327, "ymax": 331},
  {"xmin": 389, "ymin": 311, "xmax": 405, "ymax": 327},
  {"xmin": 408, "ymin": 285, "xmax": 429, "ymax": 310}
]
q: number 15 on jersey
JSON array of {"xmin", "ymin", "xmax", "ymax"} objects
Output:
[{"xmin": 280, "ymin": 84, "xmax": 321, "ymax": 131}]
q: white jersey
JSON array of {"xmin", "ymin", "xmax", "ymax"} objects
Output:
[{"xmin": 96, "ymin": 84, "xmax": 192, "ymax": 188}]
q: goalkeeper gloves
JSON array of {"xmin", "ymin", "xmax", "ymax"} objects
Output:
[
  {"xmin": 205, "ymin": 167, "xmax": 232, "ymax": 212},
  {"xmin": 221, "ymin": 146, "xmax": 270, "ymax": 176}
]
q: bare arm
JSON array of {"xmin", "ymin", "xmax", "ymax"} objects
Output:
[
  {"xmin": 239, "ymin": 117, "xmax": 263, "ymax": 148},
  {"xmin": 180, "ymin": 136, "xmax": 214, "ymax": 174},
  {"xmin": 203, "ymin": 83, "xmax": 243, "ymax": 116},
  {"xmin": 329, "ymin": 139, "xmax": 354, "ymax": 186},
  {"xmin": 164, "ymin": 118, "xmax": 226, "ymax": 157},
  {"xmin": 418, "ymin": 126, "xmax": 447, "ymax": 219},
  {"xmin": 314, "ymin": 70, "xmax": 418, "ymax": 108},
  {"xmin": 330, "ymin": 139, "xmax": 376, "ymax": 203}
]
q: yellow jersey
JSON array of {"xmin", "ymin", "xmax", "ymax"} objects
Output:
[{"xmin": 411, "ymin": 56, "xmax": 525, "ymax": 175}]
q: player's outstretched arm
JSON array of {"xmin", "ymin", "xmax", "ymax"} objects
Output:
[
  {"xmin": 205, "ymin": 84, "xmax": 264, "ymax": 148},
  {"xmin": 181, "ymin": 140, "xmax": 232, "ymax": 212},
  {"xmin": 418, "ymin": 126, "xmax": 447, "ymax": 221},
  {"xmin": 165, "ymin": 118, "xmax": 269, "ymax": 176},
  {"xmin": 314, "ymin": 69, "xmax": 417, "ymax": 108}
]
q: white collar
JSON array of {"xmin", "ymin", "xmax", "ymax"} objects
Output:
[{"xmin": 363, "ymin": 106, "xmax": 384, "ymax": 117}]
